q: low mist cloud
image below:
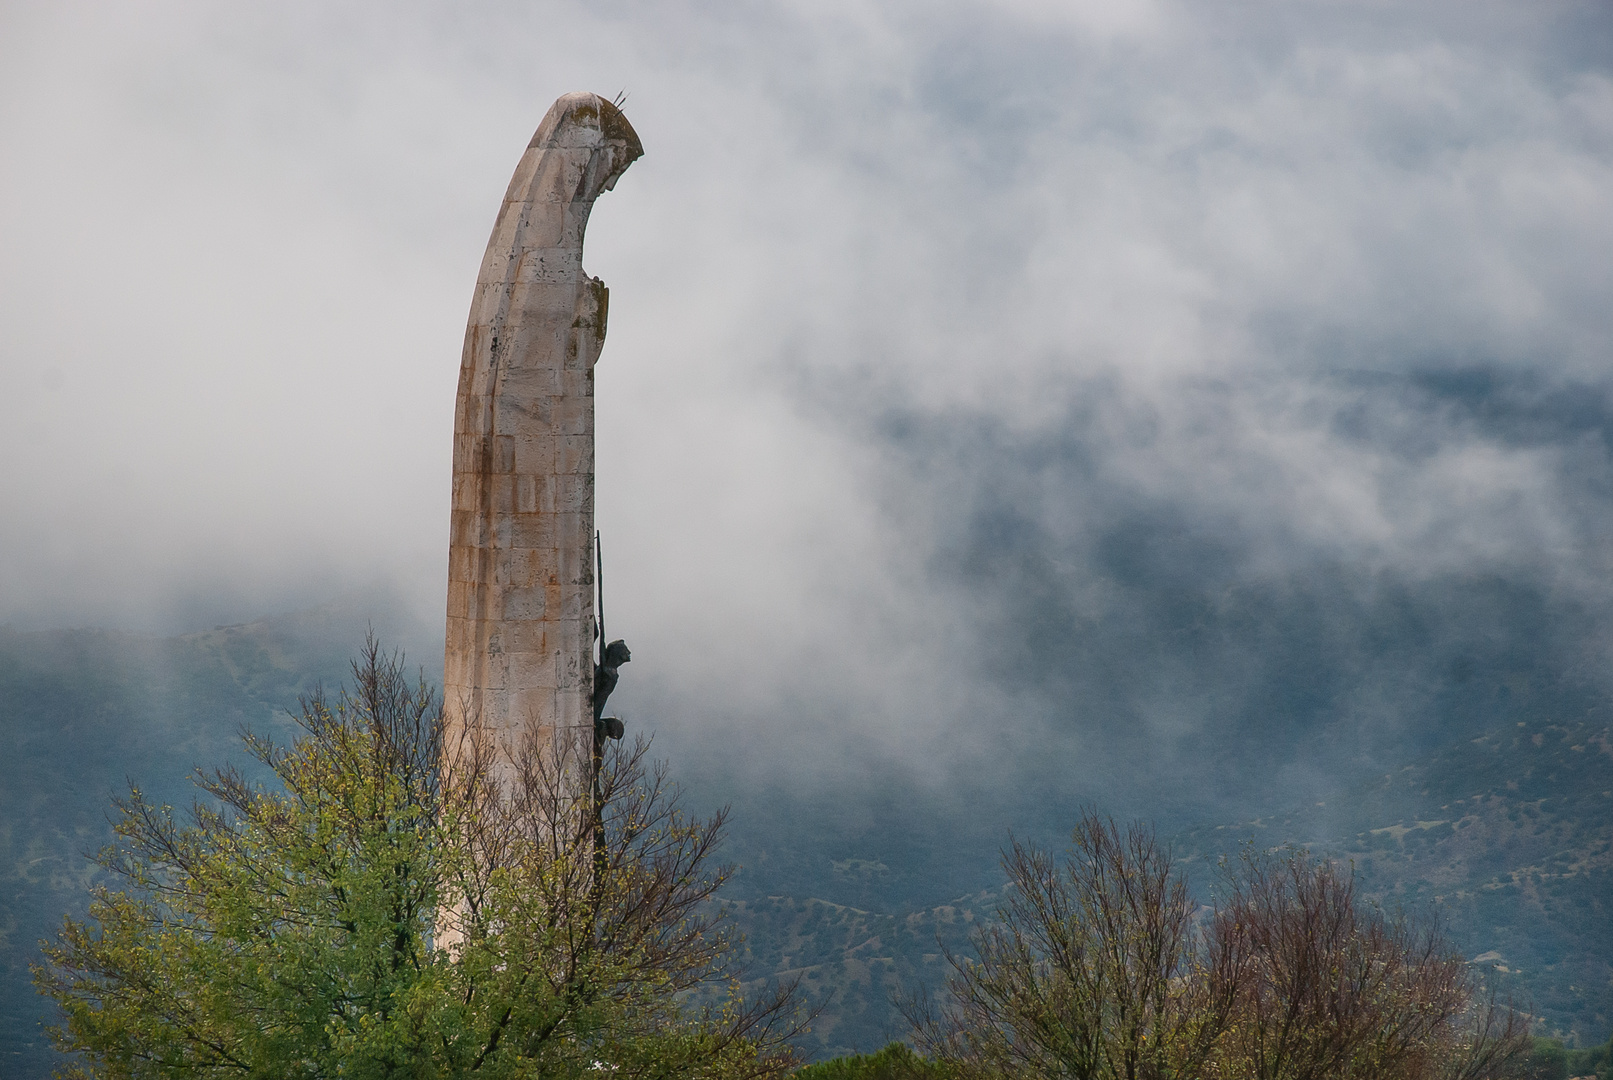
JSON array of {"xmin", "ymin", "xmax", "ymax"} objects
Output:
[{"xmin": 2, "ymin": 0, "xmax": 1610, "ymax": 824}]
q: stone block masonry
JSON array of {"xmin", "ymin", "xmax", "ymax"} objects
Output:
[{"xmin": 444, "ymin": 93, "xmax": 641, "ymax": 782}]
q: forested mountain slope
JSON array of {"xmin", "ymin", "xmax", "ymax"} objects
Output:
[
  {"xmin": 1178, "ymin": 718, "xmax": 1613, "ymax": 1045},
  {"xmin": 2, "ymin": 607, "xmax": 1609, "ymax": 1073},
  {"xmin": 0, "ymin": 597, "xmax": 430, "ymax": 1077}
]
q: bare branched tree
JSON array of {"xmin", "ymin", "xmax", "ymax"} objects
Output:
[
  {"xmin": 1210, "ymin": 850, "xmax": 1530, "ymax": 1080},
  {"xmin": 908, "ymin": 813, "xmax": 1529, "ymax": 1080},
  {"xmin": 437, "ymin": 710, "xmax": 805, "ymax": 1077},
  {"xmin": 909, "ymin": 811, "xmax": 1237, "ymax": 1080}
]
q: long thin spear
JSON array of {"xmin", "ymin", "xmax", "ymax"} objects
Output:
[{"xmin": 592, "ymin": 531, "xmax": 606, "ymax": 884}]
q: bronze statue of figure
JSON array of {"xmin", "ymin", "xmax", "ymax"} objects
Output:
[{"xmin": 593, "ymin": 639, "xmax": 630, "ymax": 739}]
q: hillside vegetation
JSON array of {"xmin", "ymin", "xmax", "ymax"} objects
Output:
[
  {"xmin": 2, "ymin": 604, "xmax": 1609, "ymax": 1073},
  {"xmin": 1179, "ymin": 717, "xmax": 1613, "ymax": 1045}
]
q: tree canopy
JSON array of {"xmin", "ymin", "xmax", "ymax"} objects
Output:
[
  {"xmin": 909, "ymin": 812, "xmax": 1530, "ymax": 1080},
  {"xmin": 35, "ymin": 639, "xmax": 799, "ymax": 1080}
]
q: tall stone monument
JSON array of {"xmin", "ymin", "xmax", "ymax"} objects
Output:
[{"xmin": 444, "ymin": 93, "xmax": 642, "ymax": 777}]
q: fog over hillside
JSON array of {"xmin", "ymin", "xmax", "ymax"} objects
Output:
[{"xmin": 3, "ymin": 2, "xmax": 1612, "ymax": 1061}]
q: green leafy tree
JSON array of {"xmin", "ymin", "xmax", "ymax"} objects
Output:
[
  {"xmin": 35, "ymin": 639, "xmax": 799, "ymax": 1080},
  {"xmin": 791, "ymin": 1042, "xmax": 951, "ymax": 1080},
  {"xmin": 1521, "ymin": 1038, "xmax": 1568, "ymax": 1080},
  {"xmin": 1564, "ymin": 1032, "xmax": 1613, "ymax": 1080}
]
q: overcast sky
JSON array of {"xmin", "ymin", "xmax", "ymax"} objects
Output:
[{"xmin": 3, "ymin": 1, "xmax": 1611, "ymax": 820}]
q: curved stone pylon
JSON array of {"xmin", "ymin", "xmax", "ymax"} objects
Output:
[{"xmin": 444, "ymin": 93, "xmax": 642, "ymax": 786}]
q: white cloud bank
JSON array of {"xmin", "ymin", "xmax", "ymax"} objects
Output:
[{"xmin": 2, "ymin": 0, "xmax": 1610, "ymax": 793}]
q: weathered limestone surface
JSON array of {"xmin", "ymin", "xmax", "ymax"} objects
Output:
[{"xmin": 444, "ymin": 93, "xmax": 642, "ymax": 771}]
